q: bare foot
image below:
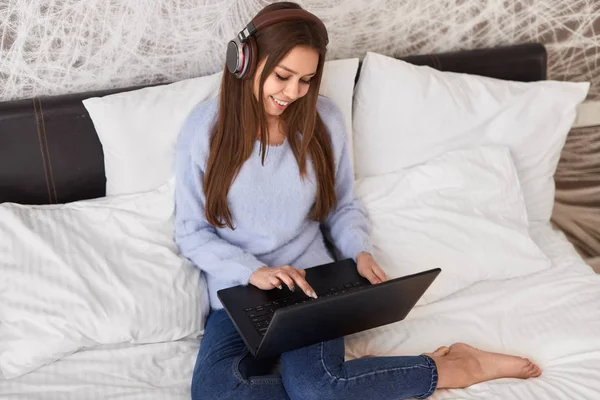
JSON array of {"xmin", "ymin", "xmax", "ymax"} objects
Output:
[
  {"xmin": 424, "ymin": 346, "xmax": 451, "ymax": 358},
  {"xmin": 432, "ymin": 343, "xmax": 542, "ymax": 389}
]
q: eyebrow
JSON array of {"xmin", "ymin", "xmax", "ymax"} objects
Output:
[{"xmin": 277, "ymin": 65, "xmax": 316, "ymax": 77}]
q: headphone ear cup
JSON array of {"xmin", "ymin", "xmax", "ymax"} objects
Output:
[{"xmin": 241, "ymin": 36, "xmax": 258, "ymax": 80}]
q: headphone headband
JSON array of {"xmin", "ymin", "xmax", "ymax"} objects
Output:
[
  {"xmin": 246, "ymin": 9, "xmax": 328, "ymax": 44},
  {"xmin": 226, "ymin": 8, "xmax": 328, "ymax": 79}
]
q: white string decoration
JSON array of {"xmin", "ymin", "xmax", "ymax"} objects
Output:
[{"xmin": 0, "ymin": 0, "xmax": 598, "ymax": 101}]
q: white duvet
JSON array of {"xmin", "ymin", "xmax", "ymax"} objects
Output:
[{"xmin": 1, "ymin": 223, "xmax": 599, "ymax": 399}]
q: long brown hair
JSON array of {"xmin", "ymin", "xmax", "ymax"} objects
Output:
[{"xmin": 204, "ymin": 2, "xmax": 336, "ymax": 229}]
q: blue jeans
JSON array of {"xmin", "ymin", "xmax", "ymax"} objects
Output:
[{"xmin": 191, "ymin": 309, "xmax": 438, "ymax": 400}]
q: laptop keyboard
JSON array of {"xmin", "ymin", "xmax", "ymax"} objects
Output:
[{"xmin": 244, "ymin": 280, "xmax": 368, "ymax": 335}]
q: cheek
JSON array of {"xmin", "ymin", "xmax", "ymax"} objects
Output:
[
  {"xmin": 263, "ymin": 77, "xmax": 284, "ymax": 97},
  {"xmin": 299, "ymin": 84, "xmax": 310, "ymax": 98}
]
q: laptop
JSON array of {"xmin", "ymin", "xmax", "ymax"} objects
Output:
[{"xmin": 217, "ymin": 258, "xmax": 440, "ymax": 359}]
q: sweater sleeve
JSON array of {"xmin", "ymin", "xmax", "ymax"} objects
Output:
[
  {"xmin": 174, "ymin": 105, "xmax": 265, "ymax": 286},
  {"xmin": 321, "ymin": 101, "xmax": 373, "ymax": 261}
]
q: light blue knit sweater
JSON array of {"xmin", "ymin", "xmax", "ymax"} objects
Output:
[{"xmin": 174, "ymin": 96, "xmax": 372, "ymax": 309}]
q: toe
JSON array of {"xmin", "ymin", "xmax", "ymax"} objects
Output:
[
  {"xmin": 526, "ymin": 360, "xmax": 541, "ymax": 376},
  {"xmin": 519, "ymin": 362, "xmax": 538, "ymax": 378},
  {"xmin": 526, "ymin": 364, "xmax": 541, "ymax": 378},
  {"xmin": 434, "ymin": 346, "xmax": 451, "ymax": 356}
]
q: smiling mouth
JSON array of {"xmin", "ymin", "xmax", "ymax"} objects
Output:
[{"xmin": 270, "ymin": 95, "xmax": 290, "ymax": 108}]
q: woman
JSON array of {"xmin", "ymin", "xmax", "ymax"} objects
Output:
[{"xmin": 174, "ymin": 2, "xmax": 541, "ymax": 399}]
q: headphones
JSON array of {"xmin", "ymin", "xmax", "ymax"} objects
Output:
[{"xmin": 226, "ymin": 9, "xmax": 329, "ymax": 80}]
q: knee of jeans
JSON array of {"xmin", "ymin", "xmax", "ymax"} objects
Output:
[
  {"xmin": 285, "ymin": 378, "xmax": 338, "ymax": 400},
  {"xmin": 282, "ymin": 365, "xmax": 336, "ymax": 400},
  {"xmin": 192, "ymin": 360, "xmax": 238, "ymax": 400}
]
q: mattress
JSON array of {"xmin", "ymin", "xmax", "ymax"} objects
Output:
[{"xmin": 1, "ymin": 222, "xmax": 599, "ymax": 399}]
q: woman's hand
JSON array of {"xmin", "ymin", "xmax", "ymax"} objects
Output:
[
  {"xmin": 249, "ymin": 265, "xmax": 318, "ymax": 298},
  {"xmin": 356, "ymin": 252, "xmax": 387, "ymax": 284}
]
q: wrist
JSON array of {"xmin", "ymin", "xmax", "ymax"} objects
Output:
[{"xmin": 249, "ymin": 266, "xmax": 268, "ymax": 283}]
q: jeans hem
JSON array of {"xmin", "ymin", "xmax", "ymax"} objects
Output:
[
  {"xmin": 233, "ymin": 348, "xmax": 283, "ymax": 386},
  {"xmin": 414, "ymin": 354, "xmax": 439, "ymax": 399},
  {"xmin": 232, "ymin": 349, "xmax": 250, "ymax": 383}
]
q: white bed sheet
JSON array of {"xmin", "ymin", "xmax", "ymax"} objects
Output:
[
  {"xmin": 1, "ymin": 222, "xmax": 599, "ymax": 400},
  {"xmin": 0, "ymin": 339, "xmax": 200, "ymax": 400},
  {"xmin": 345, "ymin": 222, "xmax": 600, "ymax": 399}
]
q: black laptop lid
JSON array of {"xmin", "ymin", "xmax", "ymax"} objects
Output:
[
  {"xmin": 256, "ymin": 268, "xmax": 441, "ymax": 358},
  {"xmin": 217, "ymin": 259, "xmax": 368, "ymax": 353}
]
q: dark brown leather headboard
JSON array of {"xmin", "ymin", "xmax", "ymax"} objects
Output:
[{"xmin": 0, "ymin": 42, "xmax": 547, "ymax": 205}]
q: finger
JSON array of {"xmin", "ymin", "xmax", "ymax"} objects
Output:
[
  {"xmin": 275, "ymin": 271, "xmax": 296, "ymax": 292},
  {"xmin": 283, "ymin": 266, "xmax": 315, "ymax": 298},
  {"xmin": 268, "ymin": 275, "xmax": 283, "ymax": 290},
  {"xmin": 288, "ymin": 269, "xmax": 317, "ymax": 298},
  {"xmin": 280, "ymin": 266, "xmax": 299, "ymax": 291},
  {"xmin": 372, "ymin": 265, "xmax": 387, "ymax": 283},
  {"xmin": 360, "ymin": 268, "xmax": 380, "ymax": 284}
]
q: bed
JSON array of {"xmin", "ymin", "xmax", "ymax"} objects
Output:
[{"xmin": 1, "ymin": 43, "xmax": 599, "ymax": 400}]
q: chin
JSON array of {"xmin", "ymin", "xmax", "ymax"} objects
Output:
[{"xmin": 266, "ymin": 106, "xmax": 284, "ymax": 117}]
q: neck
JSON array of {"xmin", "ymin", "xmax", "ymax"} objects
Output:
[
  {"xmin": 258, "ymin": 117, "xmax": 286, "ymax": 146},
  {"xmin": 266, "ymin": 114, "xmax": 279, "ymax": 127}
]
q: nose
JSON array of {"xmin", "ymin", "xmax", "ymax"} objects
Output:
[{"xmin": 282, "ymin": 80, "xmax": 301, "ymax": 101}]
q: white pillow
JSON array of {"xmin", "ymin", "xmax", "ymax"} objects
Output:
[
  {"xmin": 354, "ymin": 146, "xmax": 551, "ymax": 305},
  {"xmin": 83, "ymin": 72, "xmax": 222, "ymax": 196},
  {"xmin": 0, "ymin": 182, "xmax": 208, "ymax": 379},
  {"xmin": 353, "ymin": 52, "xmax": 590, "ymax": 222},
  {"xmin": 83, "ymin": 58, "xmax": 359, "ymax": 196},
  {"xmin": 319, "ymin": 58, "xmax": 359, "ymax": 170}
]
